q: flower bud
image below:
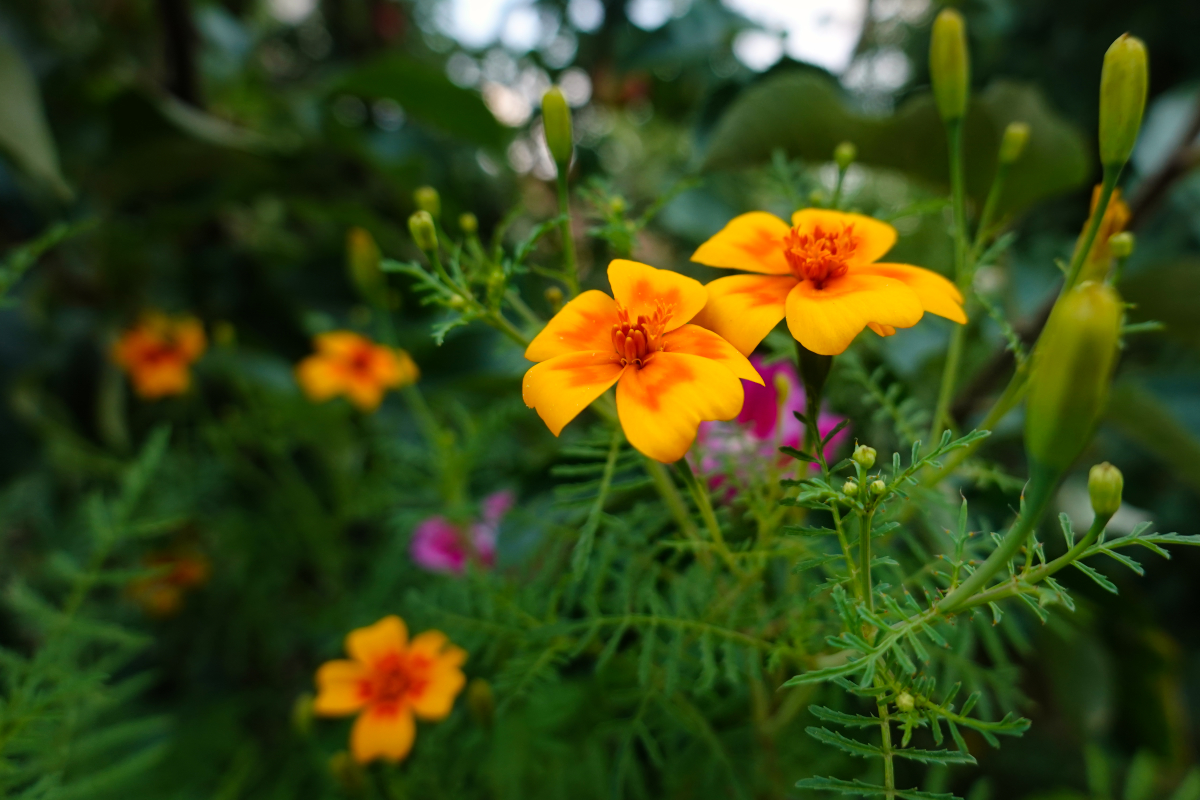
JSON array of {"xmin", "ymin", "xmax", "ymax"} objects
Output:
[
  {"xmin": 1088, "ymin": 462, "xmax": 1124, "ymax": 517},
  {"xmin": 467, "ymin": 677, "xmax": 495, "ymax": 728},
  {"xmin": 1108, "ymin": 231, "xmax": 1134, "ymax": 259},
  {"xmin": 408, "ymin": 210, "xmax": 438, "ymax": 252},
  {"xmin": 834, "ymin": 141, "xmax": 857, "ymax": 170},
  {"xmin": 414, "ymin": 185, "xmax": 441, "ymax": 218},
  {"xmin": 1025, "ymin": 281, "xmax": 1122, "ymax": 474},
  {"xmin": 459, "ymin": 212, "xmax": 478, "ymax": 235},
  {"xmin": 896, "ymin": 691, "xmax": 915, "ymax": 712},
  {"xmin": 930, "ymin": 9, "xmax": 970, "ymax": 122},
  {"xmin": 544, "ymin": 285, "xmax": 564, "ymax": 312},
  {"xmin": 999, "ymin": 121, "xmax": 1030, "ymax": 164},
  {"xmin": 291, "ymin": 692, "xmax": 314, "ymax": 735},
  {"xmin": 347, "ymin": 227, "xmax": 385, "ymax": 304},
  {"xmin": 852, "ymin": 444, "xmax": 876, "ymax": 469},
  {"xmin": 1099, "ymin": 34, "xmax": 1148, "ymax": 167},
  {"xmin": 870, "ymin": 479, "xmax": 886, "ymax": 496},
  {"xmin": 542, "ymin": 87, "xmax": 573, "ymax": 165},
  {"xmin": 842, "ymin": 480, "xmax": 859, "ymax": 496}
]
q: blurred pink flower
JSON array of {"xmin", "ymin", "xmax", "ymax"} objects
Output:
[
  {"xmin": 694, "ymin": 356, "xmax": 848, "ymax": 481},
  {"xmin": 410, "ymin": 490, "xmax": 513, "ymax": 574}
]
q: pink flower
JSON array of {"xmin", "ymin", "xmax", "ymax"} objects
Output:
[
  {"xmin": 410, "ymin": 491, "xmax": 514, "ymax": 575},
  {"xmin": 694, "ymin": 356, "xmax": 848, "ymax": 481}
]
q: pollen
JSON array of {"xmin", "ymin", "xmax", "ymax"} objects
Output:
[
  {"xmin": 611, "ymin": 305, "xmax": 668, "ymax": 368},
  {"xmin": 783, "ymin": 223, "xmax": 860, "ymax": 288}
]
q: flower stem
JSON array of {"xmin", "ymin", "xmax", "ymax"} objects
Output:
[
  {"xmin": 860, "ymin": 508, "xmax": 876, "ymax": 611},
  {"xmin": 929, "ymin": 318, "xmax": 966, "ymax": 446},
  {"xmin": 877, "ymin": 698, "xmax": 895, "ymax": 799},
  {"xmin": 1063, "ymin": 164, "xmax": 1121, "ymax": 291},
  {"xmin": 556, "ymin": 169, "xmax": 580, "ymax": 297},
  {"xmin": 677, "ymin": 458, "xmax": 743, "ymax": 576},
  {"xmin": 644, "ymin": 456, "xmax": 703, "ymax": 548}
]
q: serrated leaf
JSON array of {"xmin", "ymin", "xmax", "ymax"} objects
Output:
[
  {"xmin": 805, "ymin": 726, "xmax": 883, "ymax": 759},
  {"xmin": 1073, "ymin": 561, "xmax": 1119, "ymax": 594}
]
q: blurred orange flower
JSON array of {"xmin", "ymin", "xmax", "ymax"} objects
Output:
[
  {"xmin": 314, "ymin": 615, "xmax": 466, "ymax": 764},
  {"xmin": 127, "ymin": 550, "xmax": 210, "ymax": 617},
  {"xmin": 691, "ymin": 209, "xmax": 967, "ymax": 356},
  {"xmin": 522, "ymin": 259, "xmax": 762, "ymax": 463},
  {"xmin": 295, "ymin": 331, "xmax": 418, "ymax": 411},
  {"xmin": 1079, "ymin": 184, "xmax": 1131, "ymax": 282},
  {"xmin": 112, "ymin": 313, "xmax": 206, "ymax": 399}
]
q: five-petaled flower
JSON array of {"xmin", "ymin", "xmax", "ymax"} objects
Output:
[
  {"xmin": 691, "ymin": 209, "xmax": 967, "ymax": 356},
  {"xmin": 296, "ymin": 331, "xmax": 419, "ymax": 411},
  {"xmin": 522, "ymin": 260, "xmax": 763, "ymax": 463},
  {"xmin": 112, "ymin": 313, "xmax": 207, "ymax": 399},
  {"xmin": 314, "ymin": 615, "xmax": 466, "ymax": 764}
]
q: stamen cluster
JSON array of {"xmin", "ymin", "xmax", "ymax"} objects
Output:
[
  {"xmin": 611, "ymin": 306, "xmax": 667, "ymax": 368},
  {"xmin": 783, "ymin": 224, "xmax": 859, "ymax": 287}
]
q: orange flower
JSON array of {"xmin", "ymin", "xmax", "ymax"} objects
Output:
[
  {"xmin": 314, "ymin": 616, "xmax": 467, "ymax": 764},
  {"xmin": 522, "ymin": 260, "xmax": 763, "ymax": 463},
  {"xmin": 1079, "ymin": 184, "xmax": 1130, "ymax": 282},
  {"xmin": 112, "ymin": 313, "xmax": 206, "ymax": 399},
  {"xmin": 690, "ymin": 210, "xmax": 967, "ymax": 356},
  {"xmin": 296, "ymin": 331, "xmax": 418, "ymax": 411},
  {"xmin": 127, "ymin": 550, "xmax": 210, "ymax": 617}
]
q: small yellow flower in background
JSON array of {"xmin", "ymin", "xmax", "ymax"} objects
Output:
[
  {"xmin": 523, "ymin": 259, "xmax": 763, "ymax": 463},
  {"xmin": 1078, "ymin": 184, "xmax": 1130, "ymax": 282},
  {"xmin": 314, "ymin": 615, "xmax": 467, "ymax": 764},
  {"xmin": 112, "ymin": 313, "xmax": 206, "ymax": 399},
  {"xmin": 690, "ymin": 209, "xmax": 967, "ymax": 356},
  {"xmin": 296, "ymin": 331, "xmax": 418, "ymax": 411}
]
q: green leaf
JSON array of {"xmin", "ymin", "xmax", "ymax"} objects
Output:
[
  {"xmin": 0, "ymin": 35, "xmax": 72, "ymax": 199},
  {"xmin": 804, "ymin": 726, "xmax": 883, "ymax": 759},
  {"xmin": 892, "ymin": 747, "xmax": 977, "ymax": 765},
  {"xmin": 796, "ymin": 777, "xmax": 958, "ymax": 800},
  {"xmin": 1073, "ymin": 561, "xmax": 1119, "ymax": 594},
  {"xmin": 809, "ymin": 705, "xmax": 880, "ymax": 728},
  {"xmin": 701, "ymin": 73, "xmax": 1088, "ymax": 217}
]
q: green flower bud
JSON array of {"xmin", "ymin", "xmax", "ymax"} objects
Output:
[
  {"xmin": 999, "ymin": 121, "xmax": 1030, "ymax": 164},
  {"xmin": 291, "ymin": 691, "xmax": 314, "ymax": 735},
  {"xmin": 808, "ymin": 189, "xmax": 825, "ymax": 207},
  {"xmin": 1088, "ymin": 462, "xmax": 1124, "ymax": 517},
  {"xmin": 852, "ymin": 444, "xmax": 876, "ymax": 469},
  {"xmin": 842, "ymin": 480, "xmax": 859, "ymax": 496},
  {"xmin": 1108, "ymin": 231, "xmax": 1135, "ymax": 259},
  {"xmin": 896, "ymin": 691, "xmax": 915, "ymax": 712},
  {"xmin": 408, "ymin": 210, "xmax": 438, "ymax": 252},
  {"xmin": 834, "ymin": 141, "xmax": 857, "ymax": 170},
  {"xmin": 1099, "ymin": 34, "xmax": 1148, "ymax": 167},
  {"xmin": 1025, "ymin": 281, "xmax": 1123, "ymax": 474},
  {"xmin": 467, "ymin": 677, "xmax": 495, "ymax": 728},
  {"xmin": 542, "ymin": 87, "xmax": 573, "ymax": 165},
  {"xmin": 414, "ymin": 185, "xmax": 441, "ymax": 218},
  {"xmin": 347, "ymin": 227, "xmax": 385, "ymax": 304},
  {"xmin": 870, "ymin": 479, "xmax": 886, "ymax": 496},
  {"xmin": 459, "ymin": 212, "xmax": 478, "ymax": 235},
  {"xmin": 930, "ymin": 9, "xmax": 970, "ymax": 122},
  {"xmin": 544, "ymin": 285, "xmax": 564, "ymax": 312}
]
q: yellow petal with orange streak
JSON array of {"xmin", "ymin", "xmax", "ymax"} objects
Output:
[
  {"xmin": 346, "ymin": 615, "xmax": 408, "ymax": 668},
  {"xmin": 296, "ymin": 356, "xmax": 346, "ymax": 401},
  {"xmin": 616, "ymin": 352, "xmax": 743, "ymax": 463},
  {"xmin": 856, "ymin": 263, "xmax": 967, "ymax": 323},
  {"xmin": 690, "ymin": 212, "xmax": 792, "ymax": 274},
  {"xmin": 524, "ymin": 290, "xmax": 619, "ymax": 362},
  {"xmin": 784, "ymin": 273, "xmax": 924, "ymax": 356},
  {"xmin": 407, "ymin": 631, "xmax": 467, "ymax": 721},
  {"xmin": 315, "ymin": 330, "xmax": 371, "ymax": 358},
  {"xmin": 607, "ymin": 260, "xmax": 707, "ymax": 332},
  {"xmin": 690, "ymin": 274, "xmax": 796, "ymax": 356},
  {"xmin": 522, "ymin": 352, "xmax": 625, "ymax": 436},
  {"xmin": 173, "ymin": 318, "xmax": 207, "ymax": 360},
  {"xmin": 313, "ymin": 659, "xmax": 370, "ymax": 716},
  {"xmin": 662, "ymin": 324, "xmax": 764, "ymax": 385},
  {"xmin": 867, "ymin": 323, "xmax": 897, "ymax": 337},
  {"xmin": 790, "ymin": 209, "xmax": 897, "ymax": 267},
  {"xmin": 351, "ymin": 704, "xmax": 416, "ymax": 763}
]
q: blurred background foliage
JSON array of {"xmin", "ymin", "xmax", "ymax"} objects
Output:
[{"xmin": 1, "ymin": 0, "xmax": 1200, "ymax": 798}]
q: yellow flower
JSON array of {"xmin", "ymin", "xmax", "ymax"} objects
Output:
[
  {"xmin": 111, "ymin": 313, "xmax": 206, "ymax": 399},
  {"xmin": 1078, "ymin": 184, "xmax": 1130, "ymax": 282},
  {"xmin": 314, "ymin": 616, "xmax": 467, "ymax": 764},
  {"xmin": 522, "ymin": 259, "xmax": 762, "ymax": 463},
  {"xmin": 295, "ymin": 331, "xmax": 418, "ymax": 411},
  {"xmin": 690, "ymin": 210, "xmax": 967, "ymax": 356}
]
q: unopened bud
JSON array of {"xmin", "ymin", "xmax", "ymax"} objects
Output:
[
  {"xmin": 834, "ymin": 141, "xmax": 857, "ymax": 170},
  {"xmin": 852, "ymin": 444, "xmax": 876, "ymax": 469},
  {"xmin": 1108, "ymin": 231, "xmax": 1135, "ymax": 259},
  {"xmin": 447, "ymin": 293, "xmax": 467, "ymax": 309},
  {"xmin": 1088, "ymin": 462, "xmax": 1124, "ymax": 517},
  {"xmin": 896, "ymin": 691, "xmax": 915, "ymax": 712},
  {"xmin": 544, "ymin": 285, "xmax": 564, "ymax": 312},
  {"xmin": 930, "ymin": 9, "xmax": 970, "ymax": 122},
  {"xmin": 808, "ymin": 189, "xmax": 825, "ymax": 207},
  {"xmin": 467, "ymin": 678, "xmax": 495, "ymax": 728},
  {"xmin": 291, "ymin": 692, "xmax": 314, "ymax": 735},
  {"xmin": 1099, "ymin": 34, "xmax": 1148, "ymax": 167},
  {"xmin": 999, "ymin": 121, "xmax": 1030, "ymax": 164},
  {"xmin": 542, "ymin": 87, "xmax": 573, "ymax": 165},
  {"xmin": 459, "ymin": 212, "xmax": 478, "ymax": 235},
  {"xmin": 414, "ymin": 185, "xmax": 441, "ymax": 218},
  {"xmin": 329, "ymin": 751, "xmax": 367, "ymax": 792},
  {"xmin": 408, "ymin": 210, "xmax": 438, "ymax": 252},
  {"xmin": 1025, "ymin": 281, "xmax": 1123, "ymax": 474},
  {"xmin": 347, "ymin": 227, "xmax": 385, "ymax": 304},
  {"xmin": 773, "ymin": 372, "xmax": 791, "ymax": 409},
  {"xmin": 842, "ymin": 480, "xmax": 859, "ymax": 497},
  {"xmin": 870, "ymin": 479, "xmax": 886, "ymax": 496}
]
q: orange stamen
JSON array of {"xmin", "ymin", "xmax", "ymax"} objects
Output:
[
  {"xmin": 610, "ymin": 305, "xmax": 669, "ymax": 368},
  {"xmin": 783, "ymin": 223, "xmax": 859, "ymax": 288}
]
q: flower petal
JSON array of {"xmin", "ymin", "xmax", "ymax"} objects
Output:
[
  {"xmin": 351, "ymin": 704, "xmax": 416, "ymax": 763},
  {"xmin": 314, "ymin": 659, "xmax": 371, "ymax": 716},
  {"xmin": 784, "ymin": 273, "xmax": 924, "ymax": 355},
  {"xmin": 616, "ymin": 353, "xmax": 744, "ymax": 463},
  {"xmin": 346, "ymin": 616, "xmax": 408, "ymax": 667},
  {"xmin": 790, "ymin": 209, "xmax": 897, "ymax": 267},
  {"xmin": 522, "ymin": 352, "xmax": 624, "ymax": 436},
  {"xmin": 407, "ymin": 631, "xmax": 467, "ymax": 721},
  {"xmin": 662, "ymin": 324, "xmax": 764, "ymax": 385},
  {"xmin": 856, "ymin": 263, "xmax": 967, "ymax": 323},
  {"xmin": 296, "ymin": 356, "xmax": 346, "ymax": 401},
  {"xmin": 690, "ymin": 274, "xmax": 795, "ymax": 356},
  {"xmin": 607, "ymin": 260, "xmax": 706, "ymax": 331},
  {"xmin": 524, "ymin": 290, "xmax": 619, "ymax": 362},
  {"xmin": 690, "ymin": 212, "xmax": 792, "ymax": 274},
  {"xmin": 867, "ymin": 323, "xmax": 897, "ymax": 337}
]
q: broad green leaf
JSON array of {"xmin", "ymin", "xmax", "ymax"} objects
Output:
[
  {"xmin": 701, "ymin": 73, "xmax": 1089, "ymax": 216},
  {"xmin": 0, "ymin": 35, "xmax": 71, "ymax": 199}
]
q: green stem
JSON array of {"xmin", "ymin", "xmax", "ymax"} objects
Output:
[
  {"xmin": 831, "ymin": 504, "xmax": 859, "ymax": 598},
  {"xmin": 878, "ymin": 699, "xmax": 895, "ymax": 799},
  {"xmin": 678, "ymin": 458, "xmax": 743, "ymax": 576},
  {"xmin": 860, "ymin": 508, "xmax": 876, "ymax": 611},
  {"xmin": 970, "ymin": 162, "xmax": 1011, "ymax": 260},
  {"xmin": 485, "ymin": 310, "xmax": 531, "ymax": 347},
  {"xmin": 644, "ymin": 457, "xmax": 702, "ymax": 548},
  {"xmin": 556, "ymin": 168, "xmax": 579, "ymax": 297},
  {"xmin": 830, "ymin": 165, "xmax": 848, "ymax": 210},
  {"xmin": 929, "ymin": 318, "xmax": 967, "ymax": 446},
  {"xmin": 1063, "ymin": 164, "xmax": 1121, "ymax": 291}
]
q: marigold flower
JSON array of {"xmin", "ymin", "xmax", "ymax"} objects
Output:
[
  {"xmin": 411, "ymin": 490, "xmax": 512, "ymax": 574},
  {"xmin": 112, "ymin": 313, "xmax": 206, "ymax": 399},
  {"xmin": 296, "ymin": 331, "xmax": 418, "ymax": 411},
  {"xmin": 314, "ymin": 615, "xmax": 467, "ymax": 764},
  {"xmin": 127, "ymin": 550, "xmax": 210, "ymax": 617},
  {"xmin": 522, "ymin": 260, "xmax": 763, "ymax": 463},
  {"xmin": 690, "ymin": 210, "xmax": 967, "ymax": 356}
]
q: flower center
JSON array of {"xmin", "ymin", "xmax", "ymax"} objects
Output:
[
  {"xmin": 611, "ymin": 306, "xmax": 667, "ymax": 368},
  {"xmin": 372, "ymin": 654, "xmax": 421, "ymax": 704},
  {"xmin": 348, "ymin": 348, "xmax": 373, "ymax": 375},
  {"xmin": 783, "ymin": 223, "xmax": 859, "ymax": 288}
]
